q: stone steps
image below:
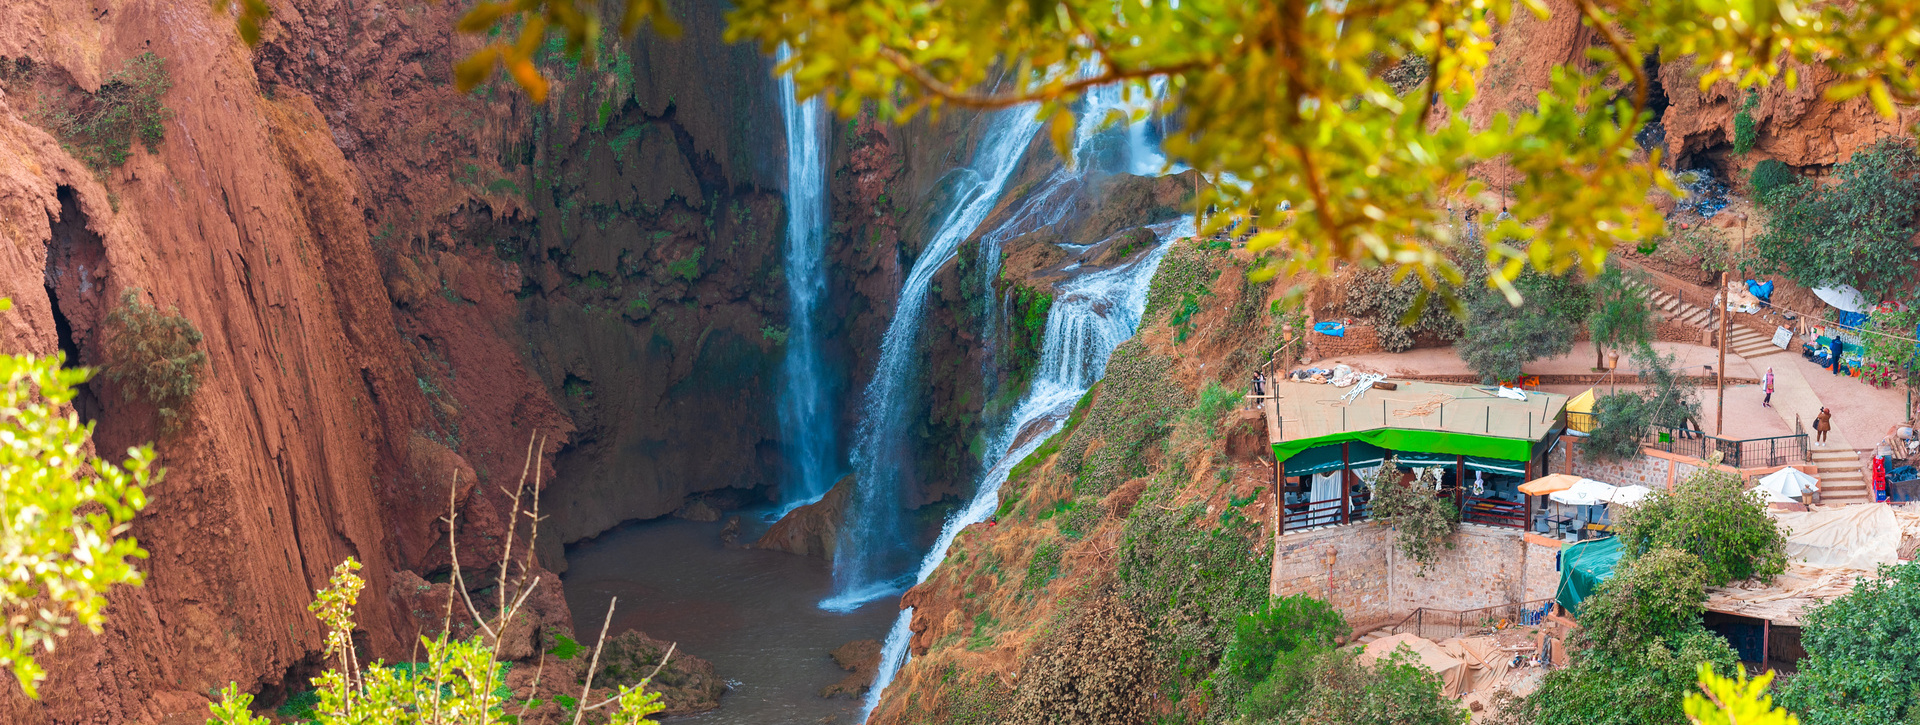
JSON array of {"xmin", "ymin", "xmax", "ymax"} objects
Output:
[{"xmin": 1809, "ymin": 449, "xmax": 1872, "ymax": 502}]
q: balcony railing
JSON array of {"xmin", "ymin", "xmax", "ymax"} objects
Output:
[{"xmin": 1644, "ymin": 426, "xmax": 1808, "ymax": 469}]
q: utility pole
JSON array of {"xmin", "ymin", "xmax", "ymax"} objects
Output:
[{"xmin": 1717, "ymin": 268, "xmax": 1728, "ymax": 436}]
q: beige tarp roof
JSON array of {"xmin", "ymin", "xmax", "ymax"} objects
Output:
[
  {"xmin": 1704, "ymin": 504, "xmax": 1920, "ymax": 625},
  {"xmin": 1361, "ymin": 633, "xmax": 1468, "ymax": 697}
]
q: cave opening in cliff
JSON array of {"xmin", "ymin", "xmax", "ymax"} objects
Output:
[{"xmin": 43, "ymin": 185, "xmax": 106, "ymax": 426}]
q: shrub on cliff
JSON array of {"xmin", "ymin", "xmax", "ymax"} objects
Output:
[
  {"xmin": 103, "ymin": 290, "xmax": 207, "ymax": 433},
  {"xmin": 1116, "ymin": 497, "xmax": 1268, "ymax": 699},
  {"xmin": 1006, "ymin": 594, "xmax": 1153, "ymax": 725},
  {"xmin": 1748, "ymin": 160, "xmax": 1797, "ymax": 200},
  {"xmin": 1245, "ymin": 648, "xmax": 1467, "ymax": 725},
  {"xmin": 0, "ymin": 296, "xmax": 157, "ymax": 698},
  {"xmin": 1208, "ymin": 595, "xmax": 1346, "ymax": 718},
  {"xmin": 29, "ymin": 52, "xmax": 173, "ymax": 171},
  {"xmin": 1345, "ymin": 267, "xmax": 1465, "ymax": 353}
]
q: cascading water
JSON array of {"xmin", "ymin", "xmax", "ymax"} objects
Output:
[
  {"xmin": 822, "ymin": 107, "xmax": 1050, "ymax": 611},
  {"xmin": 858, "ymin": 218, "xmax": 1195, "ymax": 722},
  {"xmin": 773, "ymin": 44, "xmax": 840, "ymax": 514}
]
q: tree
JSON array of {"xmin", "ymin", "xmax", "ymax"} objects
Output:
[
  {"xmin": 1778, "ymin": 559, "xmax": 1920, "ymax": 725},
  {"xmin": 1525, "ymin": 626, "xmax": 1740, "ymax": 725},
  {"xmin": 1587, "ymin": 265, "xmax": 1653, "ymax": 371},
  {"xmin": 1369, "ymin": 462, "xmax": 1459, "ymax": 574},
  {"xmin": 206, "ymin": 0, "xmax": 1920, "ymax": 301},
  {"xmin": 1210, "ymin": 594, "xmax": 1348, "ymax": 717},
  {"xmin": 1573, "ymin": 548, "xmax": 1710, "ymax": 658},
  {"xmin": 1588, "ymin": 345, "xmax": 1699, "ymax": 461},
  {"xmin": 1748, "ymin": 137, "xmax": 1920, "ymax": 305},
  {"xmin": 1617, "ymin": 466, "xmax": 1787, "ymax": 587},
  {"xmin": 1457, "ymin": 270, "xmax": 1591, "ymax": 384},
  {"xmin": 1257, "ymin": 648, "xmax": 1468, "ymax": 725},
  {"xmin": 1685, "ymin": 665, "xmax": 1802, "ymax": 725},
  {"xmin": 0, "ymin": 298, "xmax": 157, "ymax": 698}
]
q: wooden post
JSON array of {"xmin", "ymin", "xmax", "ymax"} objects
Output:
[
  {"xmin": 1340, "ymin": 442, "xmax": 1352, "ymax": 526},
  {"xmin": 1456, "ymin": 456, "xmax": 1467, "ymax": 514},
  {"xmin": 1718, "ymin": 269, "xmax": 1728, "ymax": 436},
  {"xmin": 1762, "ymin": 619, "xmax": 1771, "ymax": 671}
]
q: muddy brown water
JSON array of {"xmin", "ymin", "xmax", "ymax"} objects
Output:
[{"xmin": 562, "ymin": 514, "xmax": 900, "ymax": 724}]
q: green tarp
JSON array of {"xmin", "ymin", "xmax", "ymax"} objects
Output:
[
  {"xmin": 1273, "ymin": 427, "xmax": 1536, "ymax": 465},
  {"xmin": 1282, "ymin": 442, "xmax": 1387, "ymax": 475},
  {"xmin": 1465, "ymin": 456, "xmax": 1528, "ymax": 476},
  {"xmin": 1556, "ymin": 536, "xmax": 1624, "ymax": 616}
]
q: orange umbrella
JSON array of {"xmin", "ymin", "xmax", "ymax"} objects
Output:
[{"xmin": 1518, "ymin": 473, "xmax": 1582, "ymax": 496}]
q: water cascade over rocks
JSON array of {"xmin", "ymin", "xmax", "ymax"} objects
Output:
[
  {"xmin": 822, "ymin": 107, "xmax": 1050, "ymax": 611},
  {"xmin": 774, "ymin": 44, "xmax": 840, "ymax": 515},
  {"xmin": 860, "ymin": 218, "xmax": 1195, "ymax": 721}
]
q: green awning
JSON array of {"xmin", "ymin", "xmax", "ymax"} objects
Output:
[
  {"xmin": 1395, "ymin": 451, "xmax": 1457, "ymax": 467},
  {"xmin": 1556, "ymin": 536, "xmax": 1624, "ymax": 616},
  {"xmin": 1466, "ymin": 456, "xmax": 1528, "ymax": 476},
  {"xmin": 1273, "ymin": 427, "xmax": 1536, "ymax": 465},
  {"xmin": 1281, "ymin": 442, "xmax": 1386, "ymax": 476}
]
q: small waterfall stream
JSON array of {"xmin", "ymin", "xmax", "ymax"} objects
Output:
[
  {"xmin": 859, "ymin": 218, "xmax": 1195, "ymax": 721},
  {"xmin": 774, "ymin": 44, "xmax": 840, "ymax": 514},
  {"xmin": 823, "ymin": 107, "xmax": 1049, "ymax": 611}
]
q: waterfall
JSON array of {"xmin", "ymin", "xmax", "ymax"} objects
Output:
[
  {"xmin": 858, "ymin": 218, "xmax": 1196, "ymax": 722},
  {"xmin": 821, "ymin": 106, "xmax": 1050, "ymax": 611},
  {"xmin": 774, "ymin": 44, "xmax": 840, "ymax": 513}
]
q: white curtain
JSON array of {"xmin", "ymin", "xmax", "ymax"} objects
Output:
[{"xmin": 1350, "ymin": 465, "xmax": 1380, "ymax": 516}]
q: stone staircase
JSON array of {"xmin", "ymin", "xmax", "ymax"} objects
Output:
[
  {"xmin": 1636, "ymin": 282, "xmax": 1788, "ymax": 359},
  {"xmin": 1811, "ymin": 447, "xmax": 1874, "ymax": 504},
  {"xmin": 1349, "ymin": 626, "xmax": 1396, "ymax": 649}
]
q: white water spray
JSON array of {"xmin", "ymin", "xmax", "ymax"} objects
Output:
[
  {"xmin": 774, "ymin": 44, "xmax": 840, "ymax": 514},
  {"xmin": 858, "ymin": 218, "xmax": 1194, "ymax": 722}
]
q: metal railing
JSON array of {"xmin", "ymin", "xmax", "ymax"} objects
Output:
[
  {"xmin": 1645, "ymin": 425, "xmax": 1808, "ymax": 468},
  {"xmin": 1461, "ymin": 495, "xmax": 1530, "ymax": 529},
  {"xmin": 1280, "ymin": 495, "xmax": 1371, "ymax": 532},
  {"xmin": 1383, "ymin": 599, "xmax": 1558, "ymax": 642}
]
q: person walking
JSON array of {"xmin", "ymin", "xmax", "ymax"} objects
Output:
[
  {"xmin": 1250, "ymin": 372, "xmax": 1266, "ymax": 409},
  {"xmin": 1763, "ymin": 367, "xmax": 1775, "ymax": 408},
  {"xmin": 1831, "ymin": 335, "xmax": 1846, "ymax": 375},
  {"xmin": 1815, "ymin": 406, "xmax": 1832, "ymax": 445}
]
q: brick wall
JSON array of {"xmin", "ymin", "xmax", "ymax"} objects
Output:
[{"xmin": 1271, "ymin": 521, "xmax": 1560, "ymax": 632}]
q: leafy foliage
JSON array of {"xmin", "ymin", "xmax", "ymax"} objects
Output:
[
  {"xmin": 1345, "ymin": 267, "xmax": 1465, "ymax": 353},
  {"xmin": 103, "ymin": 290, "xmax": 207, "ymax": 433},
  {"xmin": 1248, "ymin": 648, "xmax": 1469, "ymax": 725},
  {"xmin": 1731, "ymin": 89, "xmax": 1760, "ymax": 155},
  {"xmin": 29, "ymin": 52, "xmax": 173, "ymax": 171},
  {"xmin": 1687, "ymin": 665, "xmax": 1801, "ymax": 725},
  {"xmin": 1858, "ymin": 307, "xmax": 1920, "ymax": 396},
  {"xmin": 1524, "ymin": 627, "xmax": 1740, "ymax": 725},
  {"xmin": 1573, "ymin": 548, "xmax": 1709, "ymax": 658},
  {"xmin": 1587, "ymin": 264, "xmax": 1653, "ymax": 368},
  {"xmin": 1749, "ymin": 137, "xmax": 1920, "ymax": 304},
  {"xmin": 0, "ymin": 314, "xmax": 156, "ymax": 697},
  {"xmin": 1616, "ymin": 466, "xmax": 1787, "ymax": 586},
  {"xmin": 1116, "ymin": 498, "xmax": 1269, "ymax": 694},
  {"xmin": 1748, "ymin": 160, "xmax": 1797, "ymax": 200},
  {"xmin": 1369, "ymin": 461, "xmax": 1459, "ymax": 574},
  {"xmin": 1058, "ymin": 341, "xmax": 1185, "ymax": 495},
  {"xmin": 1778, "ymin": 559, "xmax": 1920, "ymax": 724},
  {"xmin": 1209, "ymin": 595, "xmax": 1347, "ymax": 716},
  {"xmin": 1006, "ymin": 595, "xmax": 1153, "ymax": 725},
  {"xmin": 722, "ymin": 0, "xmax": 1920, "ymax": 303},
  {"xmin": 1457, "ymin": 269, "xmax": 1591, "ymax": 384},
  {"xmin": 1588, "ymin": 346, "xmax": 1698, "ymax": 461}
]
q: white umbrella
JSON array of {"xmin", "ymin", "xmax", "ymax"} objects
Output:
[
  {"xmin": 1549, "ymin": 479, "xmax": 1619, "ymax": 506},
  {"xmin": 1757, "ymin": 467, "xmax": 1820, "ymax": 501},
  {"xmin": 1609, "ymin": 485, "xmax": 1654, "ymax": 507},
  {"xmin": 1811, "ymin": 285, "xmax": 1871, "ymax": 313}
]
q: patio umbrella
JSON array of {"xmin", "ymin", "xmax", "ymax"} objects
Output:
[
  {"xmin": 1608, "ymin": 485, "xmax": 1654, "ymax": 507},
  {"xmin": 1550, "ymin": 479, "xmax": 1619, "ymax": 506},
  {"xmin": 1811, "ymin": 285, "xmax": 1871, "ymax": 313},
  {"xmin": 1756, "ymin": 467, "xmax": 1820, "ymax": 502},
  {"xmin": 1519, "ymin": 473, "xmax": 1582, "ymax": 496}
]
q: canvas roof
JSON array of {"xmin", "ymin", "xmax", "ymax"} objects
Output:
[{"xmin": 1269, "ymin": 379, "xmax": 1569, "ymax": 464}]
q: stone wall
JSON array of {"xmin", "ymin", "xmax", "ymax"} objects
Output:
[
  {"xmin": 1270, "ymin": 520, "xmax": 1560, "ymax": 632},
  {"xmin": 1560, "ymin": 437, "xmax": 1816, "ymax": 491}
]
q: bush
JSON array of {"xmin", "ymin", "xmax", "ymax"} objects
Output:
[
  {"xmin": 1617, "ymin": 466, "xmax": 1787, "ymax": 586},
  {"xmin": 1006, "ymin": 595, "xmax": 1153, "ymax": 725},
  {"xmin": 1210, "ymin": 594, "xmax": 1347, "ymax": 714},
  {"xmin": 1116, "ymin": 500, "xmax": 1268, "ymax": 692},
  {"xmin": 1369, "ymin": 461, "xmax": 1458, "ymax": 574},
  {"xmin": 0, "ymin": 312, "xmax": 156, "ymax": 697},
  {"xmin": 1247, "ymin": 648, "xmax": 1467, "ymax": 725},
  {"xmin": 1779, "ymin": 559, "xmax": 1920, "ymax": 724},
  {"xmin": 1732, "ymin": 89, "xmax": 1760, "ymax": 155},
  {"xmin": 30, "ymin": 52, "xmax": 173, "ymax": 171},
  {"xmin": 1748, "ymin": 159, "xmax": 1797, "ymax": 200},
  {"xmin": 1457, "ymin": 270, "xmax": 1591, "ymax": 384},
  {"xmin": 1748, "ymin": 137, "xmax": 1920, "ymax": 304},
  {"xmin": 1574, "ymin": 547, "xmax": 1709, "ymax": 657},
  {"xmin": 1524, "ymin": 627, "xmax": 1740, "ymax": 725},
  {"xmin": 1345, "ymin": 267, "xmax": 1464, "ymax": 352},
  {"xmin": 103, "ymin": 290, "xmax": 207, "ymax": 432}
]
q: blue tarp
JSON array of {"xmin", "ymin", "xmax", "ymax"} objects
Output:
[
  {"xmin": 1313, "ymin": 321, "xmax": 1346, "ymax": 337},
  {"xmin": 1745, "ymin": 279, "xmax": 1774, "ymax": 302}
]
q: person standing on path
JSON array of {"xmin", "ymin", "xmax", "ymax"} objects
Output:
[
  {"xmin": 1815, "ymin": 406, "xmax": 1832, "ymax": 445},
  {"xmin": 1831, "ymin": 335, "xmax": 1846, "ymax": 375},
  {"xmin": 1763, "ymin": 367, "xmax": 1775, "ymax": 408}
]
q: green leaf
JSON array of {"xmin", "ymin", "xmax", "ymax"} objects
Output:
[{"xmin": 547, "ymin": 633, "xmax": 583, "ymax": 660}]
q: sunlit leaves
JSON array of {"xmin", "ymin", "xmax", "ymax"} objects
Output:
[
  {"xmin": 0, "ymin": 330, "xmax": 155, "ymax": 698},
  {"xmin": 1686, "ymin": 665, "xmax": 1800, "ymax": 725}
]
